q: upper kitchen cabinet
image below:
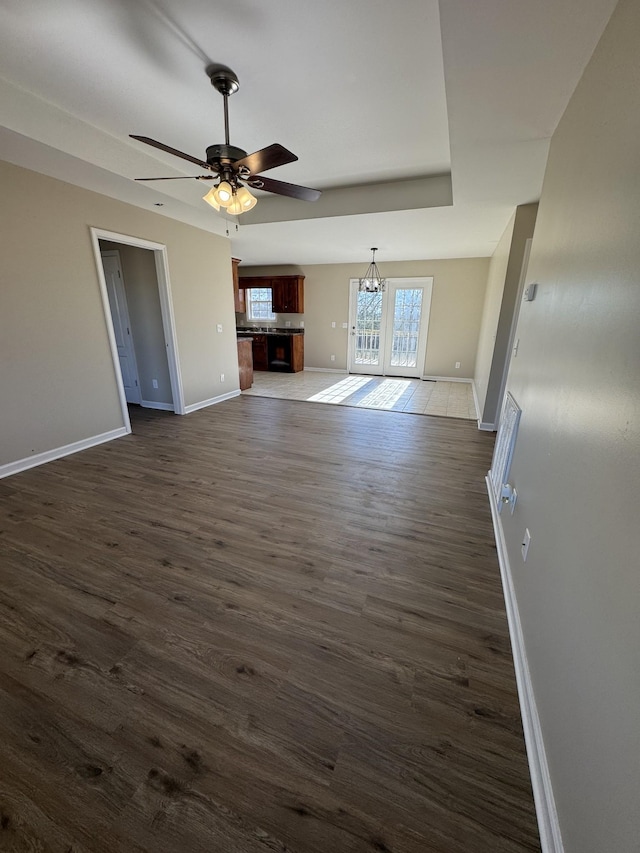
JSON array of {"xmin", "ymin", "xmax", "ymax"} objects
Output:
[
  {"xmin": 237, "ymin": 276, "xmax": 264, "ymax": 290},
  {"xmin": 232, "ymin": 258, "xmax": 245, "ymax": 313},
  {"xmin": 271, "ymin": 276, "xmax": 304, "ymax": 313},
  {"xmin": 238, "ymin": 274, "xmax": 305, "ymax": 314}
]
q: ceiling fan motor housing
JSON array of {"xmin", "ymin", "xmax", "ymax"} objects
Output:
[{"xmin": 206, "ymin": 144, "xmax": 248, "ymax": 169}]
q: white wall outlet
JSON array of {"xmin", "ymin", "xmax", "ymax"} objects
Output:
[
  {"xmin": 330, "ymin": 354, "xmax": 336, "ymax": 362},
  {"xmin": 216, "ymin": 323, "xmax": 223, "ymax": 333},
  {"xmin": 521, "ymin": 528, "xmax": 531, "ymax": 561},
  {"xmin": 510, "ymin": 488, "xmax": 518, "ymax": 514},
  {"xmin": 299, "ymin": 321, "xmax": 304, "ymax": 328},
  {"xmin": 455, "ymin": 361, "xmax": 461, "ymax": 369},
  {"xmin": 152, "ymin": 379, "xmax": 158, "ymax": 389},
  {"xmin": 285, "ymin": 320, "xmax": 291, "ymax": 327},
  {"xmin": 513, "ymin": 338, "xmax": 520, "ymax": 357},
  {"xmin": 342, "ymin": 322, "xmax": 348, "ymax": 329},
  {"xmin": 331, "ymin": 321, "xmax": 336, "ymax": 328},
  {"xmin": 220, "ymin": 373, "xmax": 225, "ymax": 382}
]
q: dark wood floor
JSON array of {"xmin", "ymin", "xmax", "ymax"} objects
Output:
[{"xmin": 0, "ymin": 398, "xmax": 540, "ymax": 853}]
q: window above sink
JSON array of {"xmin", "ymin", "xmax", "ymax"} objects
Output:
[{"xmin": 246, "ymin": 287, "xmax": 276, "ymax": 322}]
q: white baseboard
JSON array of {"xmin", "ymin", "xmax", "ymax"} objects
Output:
[
  {"xmin": 0, "ymin": 426, "xmax": 129, "ymax": 480},
  {"xmin": 183, "ymin": 389, "xmax": 241, "ymax": 414},
  {"xmin": 304, "ymin": 367, "xmax": 348, "ymax": 374},
  {"xmin": 422, "ymin": 375, "xmax": 473, "ymax": 383},
  {"xmin": 140, "ymin": 399, "xmax": 174, "ymax": 412},
  {"xmin": 486, "ymin": 476, "xmax": 564, "ymax": 853}
]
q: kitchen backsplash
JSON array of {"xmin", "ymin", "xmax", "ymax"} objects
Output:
[{"xmin": 235, "ymin": 312, "xmax": 305, "ymax": 328}]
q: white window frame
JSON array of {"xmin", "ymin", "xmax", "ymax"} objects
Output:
[{"xmin": 246, "ymin": 287, "xmax": 276, "ymax": 321}]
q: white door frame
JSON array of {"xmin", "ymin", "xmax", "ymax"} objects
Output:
[
  {"xmin": 90, "ymin": 228, "xmax": 185, "ymax": 433},
  {"xmin": 494, "ymin": 238, "xmax": 532, "ymax": 422},
  {"xmin": 347, "ymin": 277, "xmax": 433, "ymax": 377},
  {"xmin": 101, "ymin": 249, "xmax": 141, "ymax": 405}
]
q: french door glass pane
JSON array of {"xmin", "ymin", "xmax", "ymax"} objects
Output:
[
  {"xmin": 390, "ymin": 288, "xmax": 423, "ymax": 367},
  {"xmin": 355, "ymin": 291, "xmax": 383, "ymax": 365}
]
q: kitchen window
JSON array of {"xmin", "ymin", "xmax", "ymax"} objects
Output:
[{"xmin": 247, "ymin": 287, "xmax": 276, "ymax": 321}]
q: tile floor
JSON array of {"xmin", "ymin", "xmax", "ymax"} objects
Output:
[{"xmin": 242, "ymin": 371, "xmax": 477, "ymax": 420}]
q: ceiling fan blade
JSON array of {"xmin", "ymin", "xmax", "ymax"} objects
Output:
[
  {"xmin": 233, "ymin": 144, "xmax": 298, "ymax": 175},
  {"xmin": 130, "ymin": 135, "xmax": 213, "ymax": 171},
  {"xmin": 248, "ymin": 174, "xmax": 321, "ymax": 202},
  {"xmin": 134, "ymin": 176, "xmax": 214, "ymax": 181}
]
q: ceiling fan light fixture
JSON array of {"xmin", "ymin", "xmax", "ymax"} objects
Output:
[
  {"xmin": 236, "ymin": 185, "xmax": 257, "ymax": 211},
  {"xmin": 202, "ymin": 187, "xmax": 220, "ymax": 210},
  {"xmin": 358, "ymin": 247, "xmax": 386, "ymax": 293},
  {"xmin": 226, "ymin": 193, "xmax": 244, "ymax": 216},
  {"xmin": 131, "ymin": 66, "xmax": 320, "ymax": 209},
  {"xmin": 213, "ymin": 180, "xmax": 233, "ymax": 207}
]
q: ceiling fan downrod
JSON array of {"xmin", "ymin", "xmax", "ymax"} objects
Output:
[{"xmin": 206, "ymin": 64, "xmax": 240, "ymax": 147}]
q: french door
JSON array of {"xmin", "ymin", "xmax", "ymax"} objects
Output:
[{"xmin": 347, "ymin": 277, "xmax": 433, "ymax": 378}]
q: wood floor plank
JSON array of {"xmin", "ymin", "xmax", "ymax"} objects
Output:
[{"xmin": 0, "ymin": 398, "xmax": 540, "ymax": 851}]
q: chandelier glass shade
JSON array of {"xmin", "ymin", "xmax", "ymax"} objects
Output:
[{"xmin": 358, "ymin": 247, "xmax": 386, "ymax": 292}]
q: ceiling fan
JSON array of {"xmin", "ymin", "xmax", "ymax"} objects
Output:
[{"xmin": 130, "ymin": 64, "xmax": 321, "ymax": 215}]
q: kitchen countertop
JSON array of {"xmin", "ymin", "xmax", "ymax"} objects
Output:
[{"xmin": 236, "ymin": 327, "xmax": 304, "ymax": 336}]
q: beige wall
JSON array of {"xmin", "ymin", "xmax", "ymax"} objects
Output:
[
  {"xmin": 0, "ymin": 161, "xmax": 237, "ymax": 469},
  {"xmin": 474, "ymin": 203, "xmax": 538, "ymax": 426},
  {"xmin": 240, "ymin": 258, "xmax": 489, "ymax": 377},
  {"xmin": 500, "ymin": 0, "xmax": 640, "ymax": 849}
]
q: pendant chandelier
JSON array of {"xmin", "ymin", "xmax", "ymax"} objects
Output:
[{"xmin": 358, "ymin": 247, "xmax": 386, "ymax": 293}]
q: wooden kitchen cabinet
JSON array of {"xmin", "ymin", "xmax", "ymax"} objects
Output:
[
  {"xmin": 237, "ymin": 276, "xmax": 264, "ymax": 291},
  {"xmin": 232, "ymin": 258, "xmax": 245, "ymax": 313},
  {"xmin": 290, "ymin": 334, "xmax": 304, "ymax": 372},
  {"xmin": 237, "ymin": 338, "xmax": 253, "ymax": 390},
  {"xmin": 251, "ymin": 334, "xmax": 269, "ymax": 371},
  {"xmin": 238, "ymin": 274, "xmax": 304, "ymax": 314},
  {"xmin": 271, "ymin": 276, "xmax": 304, "ymax": 313},
  {"xmin": 265, "ymin": 333, "xmax": 304, "ymax": 372}
]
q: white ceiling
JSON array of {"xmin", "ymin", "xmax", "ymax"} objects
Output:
[{"xmin": 0, "ymin": 0, "xmax": 617, "ymax": 265}]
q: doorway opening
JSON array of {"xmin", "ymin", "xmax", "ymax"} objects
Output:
[
  {"xmin": 347, "ymin": 277, "xmax": 433, "ymax": 378},
  {"xmin": 91, "ymin": 228, "xmax": 185, "ymax": 433}
]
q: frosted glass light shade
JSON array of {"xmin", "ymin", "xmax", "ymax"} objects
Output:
[
  {"xmin": 213, "ymin": 181, "xmax": 233, "ymax": 207},
  {"xmin": 203, "ymin": 182, "xmax": 258, "ymax": 215},
  {"xmin": 226, "ymin": 195, "xmax": 244, "ymax": 215},
  {"xmin": 202, "ymin": 187, "xmax": 220, "ymax": 210},
  {"xmin": 236, "ymin": 186, "xmax": 257, "ymax": 211}
]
